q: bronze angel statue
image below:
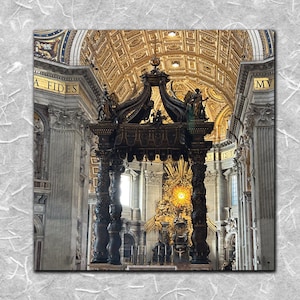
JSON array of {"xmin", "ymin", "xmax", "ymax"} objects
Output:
[{"xmin": 184, "ymin": 88, "xmax": 209, "ymax": 121}]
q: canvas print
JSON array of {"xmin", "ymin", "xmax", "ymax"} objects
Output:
[{"xmin": 33, "ymin": 30, "xmax": 275, "ymax": 271}]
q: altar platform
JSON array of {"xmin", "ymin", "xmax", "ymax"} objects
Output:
[{"xmin": 88, "ymin": 263, "xmax": 212, "ymax": 271}]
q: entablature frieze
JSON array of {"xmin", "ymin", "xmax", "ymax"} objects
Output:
[
  {"xmin": 228, "ymin": 57, "xmax": 274, "ymax": 143},
  {"xmin": 90, "ymin": 121, "xmax": 214, "ymax": 162},
  {"xmin": 34, "ymin": 57, "xmax": 105, "ymax": 108},
  {"xmin": 236, "ymin": 57, "xmax": 274, "ymax": 95}
]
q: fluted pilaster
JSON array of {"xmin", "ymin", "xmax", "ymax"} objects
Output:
[
  {"xmin": 43, "ymin": 106, "xmax": 88, "ymax": 270},
  {"xmin": 245, "ymin": 103, "xmax": 275, "ymax": 270}
]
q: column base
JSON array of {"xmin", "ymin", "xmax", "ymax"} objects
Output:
[
  {"xmin": 107, "ymin": 258, "xmax": 122, "ymax": 265},
  {"xmin": 191, "ymin": 257, "xmax": 210, "ymax": 264},
  {"xmin": 91, "ymin": 252, "xmax": 108, "ymax": 264},
  {"xmin": 88, "ymin": 263, "xmax": 126, "ymax": 271}
]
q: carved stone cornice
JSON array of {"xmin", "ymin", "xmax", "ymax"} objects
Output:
[
  {"xmin": 48, "ymin": 106, "xmax": 89, "ymax": 131},
  {"xmin": 229, "ymin": 57, "xmax": 274, "ymax": 141},
  {"xmin": 34, "ymin": 57, "xmax": 104, "ymax": 105},
  {"xmin": 236, "ymin": 57, "xmax": 274, "ymax": 95}
]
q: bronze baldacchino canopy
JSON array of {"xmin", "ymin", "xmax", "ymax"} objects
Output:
[{"xmin": 90, "ymin": 54, "xmax": 214, "ymax": 266}]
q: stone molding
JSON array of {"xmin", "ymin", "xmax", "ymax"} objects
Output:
[
  {"xmin": 34, "ymin": 57, "xmax": 105, "ymax": 110},
  {"xmin": 229, "ymin": 57, "xmax": 274, "ymax": 141}
]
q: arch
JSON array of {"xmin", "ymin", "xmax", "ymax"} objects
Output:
[
  {"xmin": 69, "ymin": 30, "xmax": 88, "ymax": 66},
  {"xmin": 247, "ymin": 30, "xmax": 274, "ymax": 61},
  {"xmin": 212, "ymin": 105, "xmax": 233, "ymax": 142},
  {"xmin": 33, "ymin": 215, "xmax": 44, "ymax": 237},
  {"xmin": 59, "ymin": 30, "xmax": 274, "ymax": 76},
  {"xmin": 123, "ymin": 233, "xmax": 135, "ymax": 260}
]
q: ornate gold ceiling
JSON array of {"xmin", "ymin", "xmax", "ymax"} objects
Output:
[
  {"xmin": 34, "ymin": 29, "xmax": 275, "ymax": 141},
  {"xmin": 79, "ymin": 30, "xmax": 253, "ymax": 141}
]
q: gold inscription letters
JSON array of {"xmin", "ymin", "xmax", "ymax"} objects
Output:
[
  {"xmin": 253, "ymin": 77, "xmax": 274, "ymax": 90},
  {"xmin": 34, "ymin": 75, "xmax": 79, "ymax": 95}
]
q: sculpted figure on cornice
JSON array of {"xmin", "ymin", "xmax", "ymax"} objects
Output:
[
  {"xmin": 184, "ymin": 88, "xmax": 209, "ymax": 121},
  {"xmin": 234, "ymin": 135, "xmax": 252, "ymax": 190},
  {"xmin": 233, "ymin": 144, "xmax": 245, "ymax": 167},
  {"xmin": 80, "ymin": 139, "xmax": 88, "ymax": 175},
  {"xmin": 34, "ymin": 114, "xmax": 45, "ymax": 179},
  {"xmin": 97, "ymin": 88, "xmax": 118, "ymax": 122},
  {"xmin": 90, "ymin": 134, "xmax": 99, "ymax": 156}
]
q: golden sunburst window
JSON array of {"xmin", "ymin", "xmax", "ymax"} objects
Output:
[{"xmin": 172, "ymin": 186, "xmax": 191, "ymax": 208}]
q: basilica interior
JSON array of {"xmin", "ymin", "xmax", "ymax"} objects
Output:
[{"xmin": 33, "ymin": 30, "xmax": 275, "ymax": 271}]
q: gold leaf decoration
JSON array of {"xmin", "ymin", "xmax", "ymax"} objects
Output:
[{"xmin": 144, "ymin": 158, "xmax": 193, "ymax": 244}]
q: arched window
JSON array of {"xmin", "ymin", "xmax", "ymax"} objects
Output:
[{"xmin": 123, "ymin": 233, "xmax": 135, "ymax": 261}]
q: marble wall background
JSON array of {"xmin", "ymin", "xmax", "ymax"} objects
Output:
[{"xmin": 0, "ymin": 0, "xmax": 299, "ymax": 299}]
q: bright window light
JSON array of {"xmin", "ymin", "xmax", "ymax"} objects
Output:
[
  {"xmin": 120, "ymin": 174, "xmax": 131, "ymax": 207},
  {"xmin": 168, "ymin": 31, "xmax": 176, "ymax": 37},
  {"xmin": 231, "ymin": 175, "xmax": 238, "ymax": 206}
]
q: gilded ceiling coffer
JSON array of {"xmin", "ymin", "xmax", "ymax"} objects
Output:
[{"xmin": 90, "ymin": 59, "xmax": 214, "ymax": 265}]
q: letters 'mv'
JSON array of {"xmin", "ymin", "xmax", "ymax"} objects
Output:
[{"xmin": 255, "ymin": 78, "xmax": 273, "ymax": 89}]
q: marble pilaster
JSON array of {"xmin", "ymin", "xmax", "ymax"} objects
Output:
[
  {"xmin": 42, "ymin": 106, "xmax": 89, "ymax": 270},
  {"xmin": 245, "ymin": 103, "xmax": 275, "ymax": 270}
]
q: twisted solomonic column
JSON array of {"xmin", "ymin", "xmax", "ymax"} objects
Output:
[
  {"xmin": 107, "ymin": 153, "xmax": 125, "ymax": 265},
  {"xmin": 92, "ymin": 150, "xmax": 111, "ymax": 263},
  {"xmin": 190, "ymin": 150, "xmax": 210, "ymax": 264}
]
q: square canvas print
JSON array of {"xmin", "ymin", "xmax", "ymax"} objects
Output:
[{"xmin": 33, "ymin": 30, "xmax": 275, "ymax": 271}]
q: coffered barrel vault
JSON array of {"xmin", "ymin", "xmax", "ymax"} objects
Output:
[{"xmin": 34, "ymin": 30, "xmax": 274, "ymax": 142}]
